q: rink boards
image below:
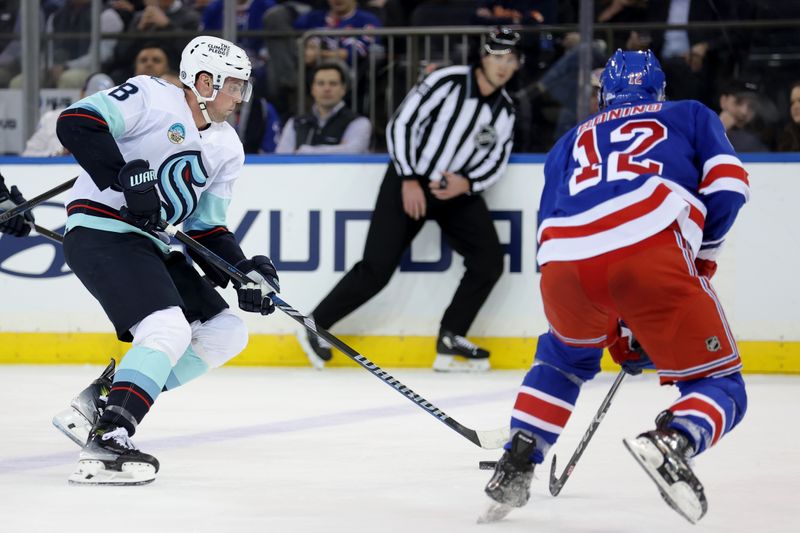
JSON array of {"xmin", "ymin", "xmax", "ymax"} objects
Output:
[{"xmin": 0, "ymin": 154, "xmax": 797, "ymax": 372}]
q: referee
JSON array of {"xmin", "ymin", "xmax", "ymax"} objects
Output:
[{"xmin": 300, "ymin": 28, "xmax": 520, "ymax": 372}]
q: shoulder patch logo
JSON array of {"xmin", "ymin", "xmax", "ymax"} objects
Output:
[
  {"xmin": 168, "ymin": 123, "xmax": 185, "ymax": 144},
  {"xmin": 475, "ymin": 124, "xmax": 497, "ymax": 149}
]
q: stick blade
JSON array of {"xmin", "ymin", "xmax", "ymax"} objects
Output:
[{"xmin": 548, "ymin": 454, "xmax": 562, "ymax": 496}]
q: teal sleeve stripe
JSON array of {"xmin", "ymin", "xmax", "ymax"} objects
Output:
[
  {"xmin": 67, "ymin": 92, "xmax": 126, "ymax": 138},
  {"xmin": 163, "ymin": 346, "xmax": 210, "ymax": 391},
  {"xmin": 183, "ymin": 192, "xmax": 230, "ymax": 232},
  {"xmin": 65, "ymin": 213, "xmax": 170, "ymax": 254},
  {"xmin": 116, "ymin": 346, "xmax": 174, "ymax": 402}
]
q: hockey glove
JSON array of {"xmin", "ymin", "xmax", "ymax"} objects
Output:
[
  {"xmin": 695, "ymin": 258, "xmax": 717, "ymax": 279},
  {"xmin": 0, "ymin": 182, "xmax": 34, "ymax": 237},
  {"xmin": 608, "ymin": 321, "xmax": 654, "ymax": 376},
  {"xmin": 116, "ymin": 159, "xmax": 161, "ymax": 232},
  {"xmin": 233, "ymin": 255, "xmax": 280, "ymax": 315}
]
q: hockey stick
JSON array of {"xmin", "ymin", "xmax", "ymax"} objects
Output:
[
  {"xmin": 30, "ymin": 222, "xmax": 65, "ymax": 243},
  {"xmin": 158, "ymin": 220, "xmax": 509, "ymax": 450},
  {"xmin": 0, "ymin": 177, "xmax": 77, "ymax": 224},
  {"xmin": 548, "ymin": 369, "xmax": 627, "ymax": 496}
]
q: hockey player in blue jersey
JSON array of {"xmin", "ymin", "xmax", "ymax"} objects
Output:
[
  {"xmin": 480, "ymin": 50, "xmax": 750, "ymax": 524},
  {"xmin": 51, "ymin": 36, "xmax": 280, "ymax": 486}
]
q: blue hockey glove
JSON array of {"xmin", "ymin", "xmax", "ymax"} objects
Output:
[
  {"xmin": 608, "ymin": 321, "xmax": 654, "ymax": 375},
  {"xmin": 116, "ymin": 159, "xmax": 161, "ymax": 232},
  {"xmin": 233, "ymin": 255, "xmax": 280, "ymax": 315},
  {"xmin": 0, "ymin": 181, "xmax": 34, "ymax": 237}
]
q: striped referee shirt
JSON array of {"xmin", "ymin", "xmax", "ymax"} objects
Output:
[{"xmin": 386, "ymin": 65, "xmax": 516, "ymax": 193}]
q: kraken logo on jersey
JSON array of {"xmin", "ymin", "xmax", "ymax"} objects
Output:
[{"xmin": 157, "ymin": 151, "xmax": 208, "ymax": 224}]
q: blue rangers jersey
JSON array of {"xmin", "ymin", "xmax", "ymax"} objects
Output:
[{"xmin": 537, "ymin": 100, "xmax": 750, "ymax": 266}]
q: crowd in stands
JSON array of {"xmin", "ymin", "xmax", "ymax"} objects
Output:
[{"xmin": 1, "ymin": 0, "xmax": 800, "ymax": 154}]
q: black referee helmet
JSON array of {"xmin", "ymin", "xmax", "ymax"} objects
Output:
[{"xmin": 483, "ymin": 27, "xmax": 522, "ymax": 60}]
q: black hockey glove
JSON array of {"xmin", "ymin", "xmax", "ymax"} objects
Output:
[
  {"xmin": 0, "ymin": 181, "xmax": 34, "ymax": 237},
  {"xmin": 116, "ymin": 159, "xmax": 161, "ymax": 232},
  {"xmin": 233, "ymin": 255, "xmax": 280, "ymax": 315}
]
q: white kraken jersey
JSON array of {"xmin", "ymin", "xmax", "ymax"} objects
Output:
[{"xmin": 64, "ymin": 75, "xmax": 245, "ymax": 250}]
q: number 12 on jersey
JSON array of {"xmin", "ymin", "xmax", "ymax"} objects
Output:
[{"xmin": 570, "ymin": 118, "xmax": 668, "ymax": 195}]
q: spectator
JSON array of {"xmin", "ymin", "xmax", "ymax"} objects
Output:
[
  {"xmin": 718, "ymin": 79, "xmax": 768, "ymax": 152},
  {"xmin": 134, "ymin": 43, "xmax": 172, "ymax": 77},
  {"xmin": 276, "ymin": 62, "xmax": 371, "ymax": 154},
  {"xmin": 22, "ymin": 73, "xmax": 115, "ymax": 157},
  {"xmin": 262, "ymin": 1, "xmax": 322, "ymax": 117},
  {"xmin": 108, "ymin": 0, "xmax": 200, "ymax": 82},
  {"xmin": 44, "ymin": 0, "xmax": 125, "ymax": 88},
  {"xmin": 777, "ymin": 81, "xmax": 800, "ymax": 152},
  {"xmin": 474, "ymin": 1, "xmax": 557, "ymax": 25},
  {"xmin": 202, "ymin": 0, "xmax": 275, "ymax": 60},
  {"xmin": 295, "ymin": 0, "xmax": 382, "ymax": 68},
  {"xmin": 0, "ymin": 1, "xmax": 25, "ymax": 88}
]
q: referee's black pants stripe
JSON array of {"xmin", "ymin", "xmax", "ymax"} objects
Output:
[{"xmin": 313, "ymin": 166, "xmax": 503, "ymax": 336}]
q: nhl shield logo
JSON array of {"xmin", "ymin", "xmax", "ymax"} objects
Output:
[
  {"xmin": 168, "ymin": 123, "xmax": 185, "ymax": 144},
  {"xmin": 706, "ymin": 336, "xmax": 721, "ymax": 352},
  {"xmin": 475, "ymin": 124, "xmax": 497, "ymax": 148}
]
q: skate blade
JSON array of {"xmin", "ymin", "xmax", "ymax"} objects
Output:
[
  {"xmin": 477, "ymin": 499, "xmax": 514, "ymax": 524},
  {"xmin": 623, "ymin": 437, "xmax": 705, "ymax": 524},
  {"xmin": 52, "ymin": 407, "xmax": 92, "ymax": 447},
  {"xmin": 433, "ymin": 354, "xmax": 490, "ymax": 373},
  {"xmin": 68, "ymin": 460, "xmax": 157, "ymax": 486},
  {"xmin": 295, "ymin": 331, "xmax": 328, "ymax": 371}
]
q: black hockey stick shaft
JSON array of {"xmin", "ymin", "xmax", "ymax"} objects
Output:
[
  {"xmin": 0, "ymin": 177, "xmax": 77, "ymax": 223},
  {"xmin": 30, "ymin": 222, "xmax": 64, "ymax": 243},
  {"xmin": 159, "ymin": 221, "xmax": 508, "ymax": 450},
  {"xmin": 548, "ymin": 369, "xmax": 627, "ymax": 496}
]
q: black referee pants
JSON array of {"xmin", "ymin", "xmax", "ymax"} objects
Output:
[{"xmin": 313, "ymin": 166, "xmax": 504, "ymax": 336}]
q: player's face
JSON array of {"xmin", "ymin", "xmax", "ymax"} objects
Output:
[
  {"xmin": 481, "ymin": 53, "xmax": 519, "ymax": 88},
  {"xmin": 311, "ymin": 69, "xmax": 346, "ymax": 110},
  {"xmin": 200, "ymin": 76, "xmax": 251, "ymax": 123},
  {"xmin": 790, "ymin": 86, "xmax": 800, "ymax": 124}
]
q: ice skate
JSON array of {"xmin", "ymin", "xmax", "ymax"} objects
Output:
[
  {"xmin": 433, "ymin": 330, "xmax": 490, "ymax": 372},
  {"xmin": 478, "ymin": 432, "xmax": 536, "ymax": 523},
  {"xmin": 69, "ymin": 424, "xmax": 159, "ymax": 486},
  {"xmin": 623, "ymin": 425, "xmax": 707, "ymax": 524},
  {"xmin": 297, "ymin": 318, "xmax": 333, "ymax": 370},
  {"xmin": 52, "ymin": 359, "xmax": 115, "ymax": 447}
]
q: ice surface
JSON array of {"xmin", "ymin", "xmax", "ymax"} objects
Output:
[{"xmin": 1, "ymin": 367, "xmax": 797, "ymax": 533}]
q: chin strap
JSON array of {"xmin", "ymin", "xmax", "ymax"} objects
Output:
[{"xmin": 190, "ymin": 86, "xmax": 218, "ymax": 125}]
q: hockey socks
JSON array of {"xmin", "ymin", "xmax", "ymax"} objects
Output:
[
  {"xmin": 163, "ymin": 346, "xmax": 210, "ymax": 391},
  {"xmin": 666, "ymin": 373, "xmax": 747, "ymax": 455},
  {"xmin": 100, "ymin": 346, "xmax": 172, "ymax": 435},
  {"xmin": 508, "ymin": 333, "xmax": 602, "ymax": 463}
]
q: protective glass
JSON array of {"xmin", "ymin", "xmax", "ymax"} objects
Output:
[{"xmin": 219, "ymin": 77, "xmax": 252, "ymax": 102}]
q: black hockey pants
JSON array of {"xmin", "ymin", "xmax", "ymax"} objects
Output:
[{"xmin": 312, "ymin": 166, "xmax": 504, "ymax": 336}]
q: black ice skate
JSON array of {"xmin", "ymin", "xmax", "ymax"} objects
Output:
[
  {"xmin": 297, "ymin": 316, "xmax": 333, "ymax": 370},
  {"xmin": 52, "ymin": 359, "xmax": 115, "ymax": 447},
  {"xmin": 623, "ymin": 416, "xmax": 707, "ymax": 524},
  {"xmin": 478, "ymin": 432, "xmax": 536, "ymax": 523},
  {"xmin": 433, "ymin": 329, "xmax": 490, "ymax": 372},
  {"xmin": 69, "ymin": 424, "xmax": 159, "ymax": 486}
]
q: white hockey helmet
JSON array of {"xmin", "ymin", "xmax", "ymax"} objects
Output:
[{"xmin": 180, "ymin": 36, "xmax": 252, "ymax": 123}]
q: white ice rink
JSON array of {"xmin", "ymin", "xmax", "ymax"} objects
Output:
[{"xmin": 0, "ymin": 366, "xmax": 797, "ymax": 533}]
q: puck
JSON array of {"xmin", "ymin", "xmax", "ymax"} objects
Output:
[{"xmin": 479, "ymin": 460, "xmax": 498, "ymax": 470}]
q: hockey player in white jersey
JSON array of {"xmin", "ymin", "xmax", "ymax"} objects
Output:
[{"xmin": 52, "ymin": 36, "xmax": 279, "ymax": 485}]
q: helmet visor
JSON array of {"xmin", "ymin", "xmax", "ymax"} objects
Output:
[{"xmin": 219, "ymin": 77, "xmax": 252, "ymax": 102}]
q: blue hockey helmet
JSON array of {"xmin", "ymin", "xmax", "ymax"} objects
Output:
[{"xmin": 599, "ymin": 49, "xmax": 666, "ymax": 108}]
